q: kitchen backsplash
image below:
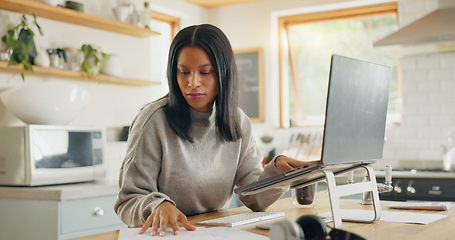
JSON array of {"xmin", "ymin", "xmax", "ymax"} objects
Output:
[
  {"xmin": 377, "ymin": 0, "xmax": 455, "ymax": 168},
  {"xmin": 382, "ymin": 51, "xmax": 455, "ymax": 168}
]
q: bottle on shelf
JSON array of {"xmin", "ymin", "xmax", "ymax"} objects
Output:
[{"xmin": 142, "ymin": 1, "xmax": 151, "ymax": 29}]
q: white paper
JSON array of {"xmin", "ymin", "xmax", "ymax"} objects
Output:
[
  {"xmin": 118, "ymin": 227, "xmax": 268, "ymax": 240},
  {"xmin": 319, "ymin": 209, "xmax": 448, "ymax": 225}
]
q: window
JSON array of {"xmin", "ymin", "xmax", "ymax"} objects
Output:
[
  {"xmin": 148, "ymin": 11, "xmax": 180, "ymax": 93},
  {"xmin": 151, "ymin": 11, "xmax": 180, "ymax": 40},
  {"xmin": 278, "ymin": 2, "xmax": 400, "ymax": 127}
]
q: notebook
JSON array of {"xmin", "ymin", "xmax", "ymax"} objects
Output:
[{"xmin": 235, "ymin": 54, "xmax": 391, "ymax": 195}]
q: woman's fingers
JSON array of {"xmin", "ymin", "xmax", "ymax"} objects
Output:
[
  {"xmin": 170, "ymin": 218, "xmax": 180, "ymax": 235},
  {"xmin": 151, "ymin": 211, "xmax": 161, "ymax": 236},
  {"xmin": 139, "ymin": 212, "xmax": 154, "ymax": 234},
  {"xmin": 275, "ymin": 156, "xmax": 319, "ymax": 172},
  {"xmin": 140, "ymin": 201, "xmax": 195, "ymax": 236},
  {"xmin": 159, "ymin": 216, "xmax": 168, "ymax": 236},
  {"xmin": 178, "ymin": 214, "xmax": 197, "ymax": 231}
]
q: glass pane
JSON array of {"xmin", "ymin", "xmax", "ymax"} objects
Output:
[
  {"xmin": 287, "ymin": 13, "xmax": 398, "ymax": 126},
  {"xmin": 33, "ymin": 130, "xmax": 102, "ymax": 168}
]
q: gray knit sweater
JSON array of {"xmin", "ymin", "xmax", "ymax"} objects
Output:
[{"xmin": 114, "ymin": 97, "xmax": 285, "ymax": 227}]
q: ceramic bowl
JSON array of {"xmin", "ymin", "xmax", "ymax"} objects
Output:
[{"xmin": 0, "ymin": 81, "xmax": 91, "ymax": 125}]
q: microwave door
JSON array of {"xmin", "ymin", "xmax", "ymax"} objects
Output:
[
  {"xmin": 67, "ymin": 132, "xmax": 94, "ymax": 167},
  {"xmin": 34, "ymin": 130, "xmax": 71, "ymax": 169},
  {"xmin": 34, "ymin": 131, "xmax": 95, "ymax": 169}
]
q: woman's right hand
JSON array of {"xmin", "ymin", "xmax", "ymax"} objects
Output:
[{"xmin": 139, "ymin": 200, "xmax": 196, "ymax": 236}]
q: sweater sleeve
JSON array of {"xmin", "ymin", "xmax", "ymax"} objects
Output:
[
  {"xmin": 113, "ymin": 107, "xmax": 174, "ymax": 227},
  {"xmin": 234, "ymin": 112, "xmax": 287, "ymax": 211},
  {"xmin": 236, "ymin": 155, "xmax": 287, "ymax": 212}
]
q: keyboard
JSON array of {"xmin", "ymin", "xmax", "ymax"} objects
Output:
[{"xmin": 196, "ymin": 212, "xmax": 285, "ymax": 227}]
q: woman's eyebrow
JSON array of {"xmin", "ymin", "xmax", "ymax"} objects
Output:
[{"xmin": 198, "ymin": 64, "xmax": 213, "ymax": 68}]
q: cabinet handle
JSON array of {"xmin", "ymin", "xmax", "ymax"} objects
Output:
[{"xmin": 92, "ymin": 207, "xmax": 106, "ymax": 216}]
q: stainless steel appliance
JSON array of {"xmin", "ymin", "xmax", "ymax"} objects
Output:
[
  {"xmin": 0, "ymin": 125, "xmax": 106, "ymax": 186},
  {"xmin": 376, "ymin": 169, "xmax": 455, "ymax": 201}
]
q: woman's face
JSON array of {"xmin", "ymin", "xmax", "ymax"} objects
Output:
[{"xmin": 176, "ymin": 47, "xmax": 218, "ymax": 112}]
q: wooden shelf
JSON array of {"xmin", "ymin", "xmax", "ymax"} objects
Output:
[
  {"xmin": 0, "ymin": 0, "xmax": 160, "ymax": 38},
  {"xmin": 0, "ymin": 61, "xmax": 160, "ymax": 86},
  {"xmin": 0, "ymin": 0, "xmax": 161, "ymax": 86}
]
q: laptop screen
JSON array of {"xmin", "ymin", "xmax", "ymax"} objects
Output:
[{"xmin": 321, "ymin": 55, "xmax": 391, "ymax": 165}]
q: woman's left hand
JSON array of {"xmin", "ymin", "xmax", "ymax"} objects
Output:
[
  {"xmin": 139, "ymin": 201, "xmax": 196, "ymax": 236},
  {"xmin": 274, "ymin": 155, "xmax": 318, "ymax": 172}
]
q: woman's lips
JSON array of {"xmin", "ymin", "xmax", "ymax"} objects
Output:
[{"xmin": 187, "ymin": 93, "xmax": 205, "ymax": 99}]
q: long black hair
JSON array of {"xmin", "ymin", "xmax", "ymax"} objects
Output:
[{"xmin": 164, "ymin": 24, "xmax": 241, "ymax": 142}]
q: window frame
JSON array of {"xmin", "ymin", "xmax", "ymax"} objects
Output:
[
  {"xmin": 151, "ymin": 10, "xmax": 180, "ymax": 40},
  {"xmin": 278, "ymin": 2, "xmax": 398, "ymax": 128}
]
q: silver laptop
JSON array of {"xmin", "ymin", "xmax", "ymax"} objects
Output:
[{"xmin": 235, "ymin": 54, "xmax": 391, "ymax": 195}]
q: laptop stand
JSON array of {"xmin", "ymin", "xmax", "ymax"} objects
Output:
[{"xmin": 322, "ymin": 164, "xmax": 381, "ymax": 228}]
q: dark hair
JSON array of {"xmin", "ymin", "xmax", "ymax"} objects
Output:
[{"xmin": 164, "ymin": 24, "xmax": 241, "ymax": 142}]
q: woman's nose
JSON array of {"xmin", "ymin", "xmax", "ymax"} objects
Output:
[{"xmin": 188, "ymin": 73, "xmax": 201, "ymax": 88}]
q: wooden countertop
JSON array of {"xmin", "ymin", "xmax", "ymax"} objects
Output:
[{"xmin": 70, "ymin": 191, "xmax": 455, "ymax": 240}]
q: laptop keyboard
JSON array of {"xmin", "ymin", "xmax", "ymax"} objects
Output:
[{"xmin": 196, "ymin": 212, "xmax": 285, "ymax": 227}]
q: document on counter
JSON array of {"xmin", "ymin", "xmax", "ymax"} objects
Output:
[
  {"xmin": 319, "ymin": 209, "xmax": 448, "ymax": 225},
  {"xmin": 118, "ymin": 227, "xmax": 268, "ymax": 240}
]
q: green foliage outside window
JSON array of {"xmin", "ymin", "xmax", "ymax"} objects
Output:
[{"xmin": 287, "ymin": 13, "xmax": 398, "ymax": 125}]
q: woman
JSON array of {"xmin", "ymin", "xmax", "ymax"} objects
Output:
[{"xmin": 114, "ymin": 24, "xmax": 309, "ymax": 237}]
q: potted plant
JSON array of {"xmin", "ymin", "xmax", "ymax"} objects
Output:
[
  {"xmin": 1, "ymin": 13, "xmax": 43, "ymax": 80},
  {"xmin": 81, "ymin": 43, "xmax": 110, "ymax": 76}
]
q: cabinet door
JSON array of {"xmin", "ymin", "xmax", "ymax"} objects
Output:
[
  {"xmin": 60, "ymin": 195, "xmax": 124, "ymax": 236},
  {"xmin": 0, "ymin": 198, "xmax": 59, "ymax": 240}
]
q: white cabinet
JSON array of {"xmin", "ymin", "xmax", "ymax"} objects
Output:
[{"xmin": 0, "ymin": 182, "xmax": 125, "ymax": 240}]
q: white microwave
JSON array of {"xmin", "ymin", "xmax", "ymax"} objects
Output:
[{"xmin": 0, "ymin": 125, "xmax": 106, "ymax": 186}]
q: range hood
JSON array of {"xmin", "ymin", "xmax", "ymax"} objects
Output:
[{"xmin": 374, "ymin": 0, "xmax": 455, "ymax": 49}]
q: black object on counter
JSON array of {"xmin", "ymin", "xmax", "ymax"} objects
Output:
[
  {"xmin": 120, "ymin": 126, "xmax": 130, "ymax": 141},
  {"xmin": 295, "ymin": 184, "xmax": 316, "ymax": 205}
]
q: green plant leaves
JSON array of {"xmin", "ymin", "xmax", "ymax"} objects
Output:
[
  {"xmin": 81, "ymin": 43, "xmax": 110, "ymax": 77},
  {"xmin": 1, "ymin": 13, "xmax": 43, "ymax": 80}
]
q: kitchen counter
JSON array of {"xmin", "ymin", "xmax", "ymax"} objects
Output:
[{"xmin": 0, "ymin": 180, "xmax": 119, "ymax": 201}]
